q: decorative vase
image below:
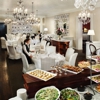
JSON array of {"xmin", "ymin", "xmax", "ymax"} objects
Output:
[{"xmin": 58, "ymin": 35, "xmax": 61, "ymax": 40}]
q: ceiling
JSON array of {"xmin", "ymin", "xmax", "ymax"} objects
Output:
[{"xmin": 1, "ymin": 0, "xmax": 100, "ymax": 19}]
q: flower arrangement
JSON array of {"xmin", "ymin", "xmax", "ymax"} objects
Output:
[{"xmin": 56, "ymin": 28, "xmax": 64, "ymax": 36}]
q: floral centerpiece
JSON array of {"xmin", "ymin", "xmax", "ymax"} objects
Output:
[{"xmin": 56, "ymin": 28, "xmax": 64, "ymax": 40}]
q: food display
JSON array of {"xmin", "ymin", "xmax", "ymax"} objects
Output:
[
  {"xmin": 62, "ymin": 65, "xmax": 83, "ymax": 74},
  {"xmin": 26, "ymin": 69, "xmax": 57, "ymax": 81},
  {"xmin": 35, "ymin": 86, "xmax": 60, "ymax": 100},
  {"xmin": 78, "ymin": 61, "xmax": 90, "ymax": 68},
  {"xmin": 88, "ymin": 74, "xmax": 100, "ymax": 83},
  {"xmin": 95, "ymin": 84, "xmax": 100, "ymax": 93},
  {"xmin": 60, "ymin": 88, "xmax": 81, "ymax": 100},
  {"xmin": 88, "ymin": 64, "xmax": 100, "ymax": 72},
  {"xmin": 92, "ymin": 55, "xmax": 100, "ymax": 59}
]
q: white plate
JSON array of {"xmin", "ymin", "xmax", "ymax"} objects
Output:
[
  {"xmin": 87, "ymin": 64, "xmax": 100, "ymax": 72},
  {"xmin": 26, "ymin": 69, "xmax": 57, "ymax": 81},
  {"xmin": 88, "ymin": 74, "xmax": 100, "ymax": 83},
  {"xmin": 35, "ymin": 86, "xmax": 60, "ymax": 100},
  {"xmin": 62, "ymin": 68, "xmax": 84, "ymax": 74}
]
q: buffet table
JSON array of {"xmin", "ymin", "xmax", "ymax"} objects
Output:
[{"xmin": 23, "ymin": 69, "xmax": 100, "ymax": 98}]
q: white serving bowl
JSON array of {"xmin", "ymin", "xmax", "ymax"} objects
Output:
[
  {"xmin": 35, "ymin": 86, "xmax": 60, "ymax": 100},
  {"xmin": 60, "ymin": 87, "xmax": 81, "ymax": 100}
]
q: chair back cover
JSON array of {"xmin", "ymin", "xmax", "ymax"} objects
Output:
[
  {"xmin": 65, "ymin": 48, "xmax": 75, "ymax": 61},
  {"xmin": 41, "ymin": 57, "xmax": 55, "ymax": 71},
  {"xmin": 46, "ymin": 46, "xmax": 56, "ymax": 54},
  {"xmin": 20, "ymin": 53, "xmax": 29, "ymax": 72},
  {"xmin": 8, "ymin": 46, "xmax": 16, "ymax": 56},
  {"xmin": 69, "ymin": 53, "xmax": 78, "ymax": 66}
]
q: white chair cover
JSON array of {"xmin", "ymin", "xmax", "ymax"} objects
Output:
[
  {"xmin": 64, "ymin": 53, "xmax": 78, "ymax": 66},
  {"xmin": 46, "ymin": 46, "xmax": 56, "ymax": 54},
  {"xmin": 65, "ymin": 48, "xmax": 75, "ymax": 61},
  {"xmin": 1, "ymin": 37, "xmax": 7, "ymax": 49},
  {"xmin": 41, "ymin": 57, "xmax": 55, "ymax": 71},
  {"xmin": 20, "ymin": 53, "xmax": 35, "ymax": 73},
  {"xmin": 7, "ymin": 45, "xmax": 21, "ymax": 59}
]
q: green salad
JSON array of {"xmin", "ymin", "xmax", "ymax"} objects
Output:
[
  {"xmin": 60, "ymin": 88, "xmax": 80, "ymax": 100},
  {"xmin": 36, "ymin": 88, "xmax": 59, "ymax": 100}
]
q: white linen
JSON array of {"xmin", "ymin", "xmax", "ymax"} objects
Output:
[{"xmin": 31, "ymin": 52, "xmax": 65, "ymax": 69}]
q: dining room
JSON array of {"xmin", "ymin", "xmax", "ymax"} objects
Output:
[{"xmin": 1, "ymin": 0, "xmax": 100, "ymax": 100}]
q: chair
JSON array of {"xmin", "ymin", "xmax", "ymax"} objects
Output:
[
  {"xmin": 1, "ymin": 37, "xmax": 7, "ymax": 49},
  {"xmin": 41, "ymin": 57, "xmax": 55, "ymax": 71},
  {"xmin": 65, "ymin": 48, "xmax": 75, "ymax": 61},
  {"xmin": 64, "ymin": 53, "xmax": 78, "ymax": 66},
  {"xmin": 7, "ymin": 45, "xmax": 21, "ymax": 60},
  {"xmin": 20, "ymin": 53, "xmax": 35, "ymax": 73},
  {"xmin": 89, "ymin": 44, "xmax": 97, "ymax": 56},
  {"xmin": 45, "ymin": 46, "xmax": 56, "ymax": 54}
]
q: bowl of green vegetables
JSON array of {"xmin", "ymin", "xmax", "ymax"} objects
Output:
[
  {"xmin": 35, "ymin": 86, "xmax": 60, "ymax": 100},
  {"xmin": 60, "ymin": 87, "xmax": 81, "ymax": 100}
]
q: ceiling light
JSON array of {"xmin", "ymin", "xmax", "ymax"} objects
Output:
[
  {"xmin": 13, "ymin": 0, "xmax": 28, "ymax": 21},
  {"xmin": 74, "ymin": 0, "xmax": 98, "ymax": 11},
  {"xmin": 78, "ymin": 10, "xmax": 90, "ymax": 24}
]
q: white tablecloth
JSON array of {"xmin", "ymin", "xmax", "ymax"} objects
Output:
[{"xmin": 31, "ymin": 53, "xmax": 65, "ymax": 69}]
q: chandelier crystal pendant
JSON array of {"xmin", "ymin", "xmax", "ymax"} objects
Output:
[
  {"xmin": 27, "ymin": 2, "xmax": 40, "ymax": 25},
  {"xmin": 13, "ymin": 0, "xmax": 28, "ymax": 21},
  {"xmin": 78, "ymin": 10, "xmax": 90, "ymax": 24},
  {"xmin": 4, "ymin": 9, "xmax": 12, "ymax": 24},
  {"xmin": 74, "ymin": 0, "xmax": 98, "ymax": 11}
]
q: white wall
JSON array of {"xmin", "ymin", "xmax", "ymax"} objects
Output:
[
  {"xmin": 44, "ymin": 17, "xmax": 55, "ymax": 34},
  {"xmin": 92, "ymin": 7, "xmax": 100, "ymax": 41}
]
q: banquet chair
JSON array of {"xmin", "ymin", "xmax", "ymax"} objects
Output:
[
  {"xmin": 41, "ymin": 57, "xmax": 55, "ymax": 71},
  {"xmin": 89, "ymin": 44, "xmax": 97, "ymax": 56},
  {"xmin": 64, "ymin": 53, "xmax": 78, "ymax": 66},
  {"xmin": 7, "ymin": 45, "xmax": 21, "ymax": 60},
  {"xmin": 20, "ymin": 53, "xmax": 35, "ymax": 73},
  {"xmin": 1, "ymin": 37, "xmax": 7, "ymax": 49},
  {"xmin": 65, "ymin": 48, "xmax": 75, "ymax": 61},
  {"xmin": 46, "ymin": 46, "xmax": 56, "ymax": 54}
]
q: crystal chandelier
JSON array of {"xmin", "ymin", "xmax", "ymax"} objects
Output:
[
  {"xmin": 78, "ymin": 10, "xmax": 90, "ymax": 24},
  {"xmin": 13, "ymin": 0, "xmax": 28, "ymax": 21},
  {"xmin": 27, "ymin": 2, "xmax": 40, "ymax": 25},
  {"xmin": 4, "ymin": 9, "xmax": 12, "ymax": 24},
  {"xmin": 74, "ymin": 0, "xmax": 98, "ymax": 11}
]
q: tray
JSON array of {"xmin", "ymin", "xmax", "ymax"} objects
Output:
[
  {"xmin": 87, "ymin": 64, "xmax": 100, "ymax": 72},
  {"xmin": 62, "ymin": 68, "xmax": 84, "ymax": 74},
  {"xmin": 26, "ymin": 69, "xmax": 57, "ymax": 81},
  {"xmin": 88, "ymin": 74, "xmax": 100, "ymax": 83}
]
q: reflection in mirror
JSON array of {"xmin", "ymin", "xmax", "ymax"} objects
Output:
[{"xmin": 54, "ymin": 13, "xmax": 69, "ymax": 35}]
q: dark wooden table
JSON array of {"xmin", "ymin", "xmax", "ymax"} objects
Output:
[{"xmin": 23, "ymin": 69, "xmax": 100, "ymax": 98}]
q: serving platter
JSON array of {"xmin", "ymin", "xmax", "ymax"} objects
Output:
[
  {"xmin": 78, "ymin": 61, "xmax": 90, "ymax": 69},
  {"xmin": 87, "ymin": 64, "xmax": 100, "ymax": 72},
  {"xmin": 88, "ymin": 74, "xmax": 100, "ymax": 83},
  {"xmin": 26, "ymin": 69, "xmax": 57, "ymax": 81},
  {"xmin": 62, "ymin": 65, "xmax": 83, "ymax": 74}
]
